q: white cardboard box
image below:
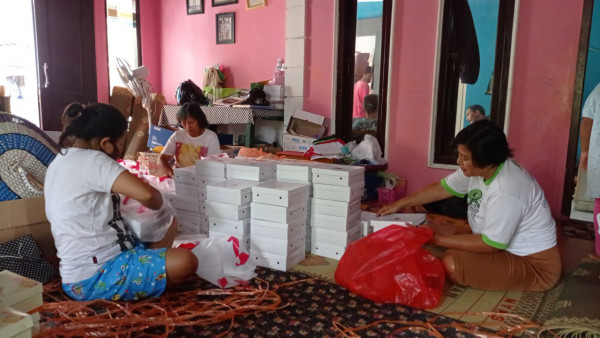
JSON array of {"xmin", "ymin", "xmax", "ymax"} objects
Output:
[
  {"xmin": 312, "ymin": 165, "xmax": 365, "ymax": 187},
  {"xmin": 312, "ymin": 181, "xmax": 365, "ymax": 202},
  {"xmin": 250, "ymin": 218, "xmax": 305, "ymax": 241},
  {"xmin": 276, "ymin": 161, "xmax": 326, "ymax": 182},
  {"xmin": 209, "ymin": 217, "xmax": 251, "ymax": 237},
  {"xmin": 173, "ymin": 166, "xmax": 197, "ymax": 185},
  {"xmin": 250, "ymin": 202, "xmax": 306, "ymax": 223},
  {"xmin": 252, "ymin": 181, "xmax": 310, "ymax": 207},
  {"xmin": 0, "ymin": 271, "xmax": 43, "ymax": 311},
  {"xmin": 250, "ymin": 233, "xmax": 305, "ymax": 256},
  {"xmin": 282, "ymin": 133, "xmax": 316, "ymax": 152},
  {"xmin": 176, "ymin": 209, "xmax": 204, "ymax": 223},
  {"xmin": 311, "ymin": 223, "xmax": 362, "ymax": 247},
  {"xmin": 205, "ymin": 201, "xmax": 251, "ymax": 220},
  {"xmin": 251, "ymin": 246, "xmax": 305, "ymax": 272},
  {"xmin": 0, "ymin": 308, "xmax": 33, "ymax": 338},
  {"xmin": 166, "ymin": 194, "xmax": 203, "ymax": 213},
  {"xmin": 178, "ymin": 219, "xmax": 205, "ymax": 235},
  {"xmin": 206, "ymin": 180, "xmax": 258, "ymax": 205},
  {"xmin": 175, "ymin": 181, "xmax": 200, "ymax": 200},
  {"xmin": 226, "ymin": 161, "xmax": 277, "ymax": 182},
  {"xmin": 197, "ymin": 175, "xmax": 227, "ymax": 187},
  {"xmin": 195, "ymin": 157, "xmax": 235, "ymax": 178},
  {"xmin": 310, "ymin": 209, "xmax": 361, "ymax": 231},
  {"xmin": 370, "ymin": 213, "xmax": 427, "ymax": 233},
  {"xmin": 310, "ymin": 241, "xmax": 347, "ymax": 260},
  {"xmin": 311, "ymin": 198, "xmax": 361, "ymax": 218}
]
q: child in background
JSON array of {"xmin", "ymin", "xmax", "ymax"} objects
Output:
[
  {"xmin": 159, "ymin": 102, "xmax": 220, "ymax": 177},
  {"xmin": 45, "ymin": 102, "xmax": 197, "ymax": 301}
]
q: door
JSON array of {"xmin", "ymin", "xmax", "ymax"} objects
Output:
[{"xmin": 33, "ymin": 0, "xmax": 97, "ymax": 131}]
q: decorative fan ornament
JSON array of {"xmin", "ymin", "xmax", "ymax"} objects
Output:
[
  {"xmin": 116, "ymin": 58, "xmax": 154, "ymax": 127},
  {"xmin": 0, "ymin": 113, "xmax": 59, "ymax": 201}
]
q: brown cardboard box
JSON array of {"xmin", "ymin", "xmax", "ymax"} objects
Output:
[
  {"xmin": 0, "ymin": 197, "xmax": 55, "ymax": 258},
  {"xmin": 138, "ymin": 151, "xmax": 170, "ymax": 177}
]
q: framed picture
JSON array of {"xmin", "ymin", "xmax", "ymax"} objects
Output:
[
  {"xmin": 187, "ymin": 0, "xmax": 204, "ymax": 14},
  {"xmin": 212, "ymin": 0, "xmax": 237, "ymax": 7},
  {"xmin": 216, "ymin": 12, "xmax": 235, "ymax": 44},
  {"xmin": 246, "ymin": 0, "xmax": 266, "ymax": 10}
]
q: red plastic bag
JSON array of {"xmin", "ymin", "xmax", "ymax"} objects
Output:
[{"xmin": 334, "ymin": 225, "xmax": 445, "ymax": 309}]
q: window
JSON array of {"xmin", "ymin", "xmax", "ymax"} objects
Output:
[{"xmin": 106, "ymin": 0, "xmax": 141, "ymax": 91}]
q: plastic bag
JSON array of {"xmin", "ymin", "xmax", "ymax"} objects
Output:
[
  {"xmin": 351, "ymin": 134, "xmax": 386, "ymax": 164},
  {"xmin": 334, "ymin": 225, "xmax": 444, "ymax": 309},
  {"xmin": 191, "ymin": 235, "xmax": 257, "ymax": 288},
  {"xmin": 120, "ymin": 194, "xmax": 174, "ymax": 242}
]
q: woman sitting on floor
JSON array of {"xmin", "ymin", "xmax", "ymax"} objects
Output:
[
  {"xmin": 378, "ymin": 119, "xmax": 561, "ymax": 291},
  {"xmin": 45, "ymin": 102, "xmax": 198, "ymax": 301}
]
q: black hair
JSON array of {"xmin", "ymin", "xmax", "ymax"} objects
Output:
[
  {"xmin": 59, "ymin": 102, "xmax": 127, "ymax": 149},
  {"xmin": 364, "ymin": 94, "xmax": 378, "ymax": 113},
  {"xmin": 452, "ymin": 119, "xmax": 513, "ymax": 167},
  {"xmin": 176, "ymin": 102, "xmax": 209, "ymax": 129},
  {"xmin": 467, "ymin": 104, "xmax": 486, "ymax": 116}
]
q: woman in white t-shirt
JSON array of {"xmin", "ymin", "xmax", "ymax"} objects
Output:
[
  {"xmin": 378, "ymin": 120, "xmax": 561, "ymax": 291},
  {"xmin": 159, "ymin": 102, "xmax": 220, "ymax": 177},
  {"xmin": 45, "ymin": 102, "xmax": 197, "ymax": 301}
]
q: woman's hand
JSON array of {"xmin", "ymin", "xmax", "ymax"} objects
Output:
[
  {"xmin": 377, "ymin": 201, "xmax": 401, "ymax": 216},
  {"xmin": 159, "ymin": 154, "xmax": 174, "ymax": 178}
]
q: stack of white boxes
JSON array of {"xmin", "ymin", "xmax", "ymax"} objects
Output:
[
  {"xmin": 310, "ymin": 165, "xmax": 365, "ymax": 260},
  {"xmin": 250, "ymin": 180, "xmax": 309, "ymax": 271},
  {"xmin": 276, "ymin": 161, "xmax": 325, "ymax": 251},
  {"xmin": 168, "ymin": 166, "xmax": 208, "ymax": 235},
  {"xmin": 205, "ymin": 179, "xmax": 256, "ymax": 251},
  {"xmin": 0, "ymin": 270, "xmax": 43, "ymax": 335},
  {"xmin": 201, "ymin": 158, "xmax": 278, "ymax": 251}
]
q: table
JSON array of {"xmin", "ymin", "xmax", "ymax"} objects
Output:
[{"xmin": 160, "ymin": 105, "xmax": 284, "ymax": 147}]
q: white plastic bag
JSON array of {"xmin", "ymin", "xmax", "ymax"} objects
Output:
[
  {"xmin": 120, "ymin": 194, "xmax": 174, "ymax": 242},
  {"xmin": 191, "ymin": 235, "xmax": 257, "ymax": 288},
  {"xmin": 351, "ymin": 134, "xmax": 386, "ymax": 164}
]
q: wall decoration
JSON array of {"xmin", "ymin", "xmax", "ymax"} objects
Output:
[
  {"xmin": 216, "ymin": 12, "xmax": 235, "ymax": 44},
  {"xmin": 187, "ymin": 0, "xmax": 204, "ymax": 14},
  {"xmin": 212, "ymin": 0, "xmax": 237, "ymax": 7},
  {"xmin": 246, "ymin": 0, "xmax": 266, "ymax": 10}
]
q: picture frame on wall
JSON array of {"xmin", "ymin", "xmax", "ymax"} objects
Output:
[
  {"xmin": 246, "ymin": 0, "xmax": 266, "ymax": 10},
  {"xmin": 216, "ymin": 12, "xmax": 235, "ymax": 44},
  {"xmin": 187, "ymin": 0, "xmax": 204, "ymax": 14},
  {"xmin": 212, "ymin": 0, "xmax": 237, "ymax": 7}
]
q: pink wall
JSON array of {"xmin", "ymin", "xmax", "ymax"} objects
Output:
[
  {"xmin": 303, "ymin": 0, "xmax": 335, "ymax": 117},
  {"xmin": 507, "ymin": 1, "xmax": 582, "ymax": 213},
  {"xmin": 155, "ymin": 0, "xmax": 285, "ymax": 105},
  {"xmin": 94, "ymin": 0, "xmax": 584, "ymax": 215}
]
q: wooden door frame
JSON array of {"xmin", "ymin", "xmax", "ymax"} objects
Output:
[{"xmin": 561, "ymin": 0, "xmax": 594, "ymax": 216}]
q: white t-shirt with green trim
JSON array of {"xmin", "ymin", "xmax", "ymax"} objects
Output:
[{"xmin": 441, "ymin": 159, "xmax": 556, "ymax": 256}]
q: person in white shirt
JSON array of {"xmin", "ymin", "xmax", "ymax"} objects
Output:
[
  {"xmin": 159, "ymin": 102, "xmax": 220, "ymax": 177},
  {"xmin": 378, "ymin": 120, "xmax": 561, "ymax": 291},
  {"xmin": 45, "ymin": 102, "xmax": 197, "ymax": 301}
]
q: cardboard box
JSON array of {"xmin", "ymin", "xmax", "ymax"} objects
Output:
[
  {"xmin": 204, "ymin": 201, "xmax": 251, "ymax": 220},
  {"xmin": 282, "ymin": 109, "xmax": 329, "ymax": 152},
  {"xmin": 250, "ymin": 246, "xmax": 305, "ymax": 272},
  {"xmin": 310, "ymin": 241, "xmax": 347, "ymax": 260},
  {"xmin": 312, "ymin": 181, "xmax": 365, "ymax": 202},
  {"xmin": 0, "ymin": 197, "xmax": 55, "ymax": 258},
  {"xmin": 276, "ymin": 161, "xmax": 327, "ymax": 182},
  {"xmin": 263, "ymin": 85, "xmax": 284, "ymax": 102},
  {"xmin": 310, "ymin": 209, "xmax": 361, "ymax": 231},
  {"xmin": 250, "ymin": 202, "xmax": 306, "ymax": 223},
  {"xmin": 250, "ymin": 218, "xmax": 305, "ymax": 241},
  {"xmin": 173, "ymin": 166, "xmax": 197, "ymax": 185},
  {"xmin": 250, "ymin": 232, "xmax": 304, "ymax": 256},
  {"xmin": 311, "ymin": 198, "xmax": 361, "ymax": 218},
  {"xmin": 252, "ymin": 181, "xmax": 310, "ymax": 207},
  {"xmin": 312, "ymin": 165, "xmax": 365, "ymax": 187},
  {"xmin": 208, "ymin": 217, "xmax": 251, "ymax": 237},
  {"xmin": 196, "ymin": 158, "xmax": 235, "ymax": 178},
  {"xmin": 226, "ymin": 161, "xmax": 277, "ymax": 182},
  {"xmin": 147, "ymin": 125, "xmax": 174, "ymax": 150},
  {"xmin": 311, "ymin": 223, "xmax": 362, "ymax": 247},
  {"xmin": 0, "ymin": 270, "xmax": 43, "ymax": 311},
  {"xmin": 206, "ymin": 180, "xmax": 258, "ymax": 205},
  {"xmin": 0, "ymin": 308, "xmax": 33, "ymax": 338},
  {"xmin": 282, "ymin": 133, "xmax": 316, "ymax": 152}
]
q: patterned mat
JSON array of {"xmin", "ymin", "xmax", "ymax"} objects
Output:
[
  {"xmin": 39, "ymin": 267, "xmax": 492, "ymax": 337},
  {"xmin": 539, "ymin": 254, "xmax": 600, "ymax": 337}
]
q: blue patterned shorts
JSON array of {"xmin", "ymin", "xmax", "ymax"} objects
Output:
[{"xmin": 62, "ymin": 245, "xmax": 168, "ymax": 301}]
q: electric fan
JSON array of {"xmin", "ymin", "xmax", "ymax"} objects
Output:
[{"xmin": 116, "ymin": 58, "xmax": 154, "ymax": 125}]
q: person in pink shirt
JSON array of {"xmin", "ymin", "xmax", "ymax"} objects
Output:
[{"xmin": 352, "ymin": 66, "xmax": 372, "ymax": 129}]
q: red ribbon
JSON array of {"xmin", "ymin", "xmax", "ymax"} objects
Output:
[{"xmin": 227, "ymin": 236, "xmax": 249, "ymax": 266}]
